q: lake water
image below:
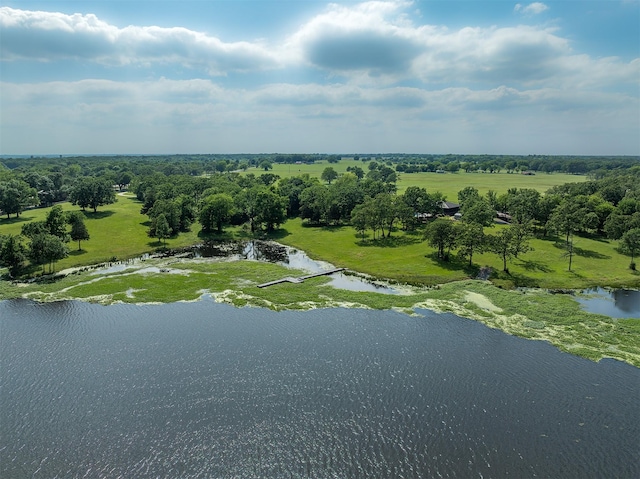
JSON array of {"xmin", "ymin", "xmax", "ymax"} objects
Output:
[
  {"xmin": 577, "ymin": 288, "xmax": 640, "ymax": 318},
  {"xmin": 1, "ymin": 299, "xmax": 638, "ymax": 478}
]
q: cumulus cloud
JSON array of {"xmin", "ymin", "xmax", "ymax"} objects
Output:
[
  {"xmin": 514, "ymin": 3, "xmax": 549, "ymax": 15},
  {"xmin": 286, "ymin": 0, "xmax": 425, "ymax": 75},
  {"xmin": 0, "ymin": 7, "xmax": 278, "ymax": 74}
]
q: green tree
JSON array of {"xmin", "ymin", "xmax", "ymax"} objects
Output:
[
  {"xmin": 70, "ymin": 177, "xmax": 116, "ymax": 212},
  {"xmin": 255, "ymin": 189, "xmax": 286, "ymax": 232},
  {"xmin": 456, "ymin": 222, "xmax": 485, "ymax": 266},
  {"xmin": 0, "ymin": 234, "xmax": 27, "ymax": 277},
  {"xmin": 154, "ymin": 214, "xmax": 170, "ymax": 246},
  {"xmin": 547, "ymin": 197, "xmax": 586, "ymax": 245},
  {"xmin": 299, "ymin": 184, "xmax": 330, "ymax": 224},
  {"xmin": 510, "ymin": 221, "xmax": 533, "ymax": 258},
  {"xmin": 259, "ymin": 160, "xmax": 273, "ymax": 171},
  {"xmin": 425, "ymin": 219, "xmax": 457, "ymax": 260},
  {"xmin": 461, "ymin": 197, "xmax": 495, "ymax": 227},
  {"xmin": 69, "ymin": 214, "xmax": 90, "ymax": 250},
  {"xmin": 199, "ymin": 194, "xmax": 235, "ymax": 233},
  {"xmin": 321, "ymin": 167, "xmax": 338, "ymax": 184},
  {"xmin": 487, "ymin": 227, "xmax": 517, "ymax": 272},
  {"xmin": 457, "ymin": 186, "xmax": 480, "ymax": 207},
  {"xmin": 29, "ymin": 233, "xmax": 68, "ymax": 274},
  {"xmin": 45, "ymin": 205, "xmax": 68, "ymax": 240},
  {"xmin": 0, "ymin": 179, "xmax": 38, "ymax": 218},
  {"xmin": 620, "ymin": 228, "xmax": 640, "ymax": 269}
]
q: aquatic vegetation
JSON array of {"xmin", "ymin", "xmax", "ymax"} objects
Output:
[{"xmin": 1, "ymin": 255, "xmax": 637, "ymax": 368}]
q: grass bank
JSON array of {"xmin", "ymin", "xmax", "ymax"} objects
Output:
[
  {"xmin": 1, "ymin": 256, "xmax": 637, "ymax": 368},
  {"xmin": 276, "ymin": 218, "xmax": 640, "ymax": 290}
]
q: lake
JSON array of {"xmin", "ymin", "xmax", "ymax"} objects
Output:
[{"xmin": 1, "ymin": 298, "xmax": 638, "ymax": 478}]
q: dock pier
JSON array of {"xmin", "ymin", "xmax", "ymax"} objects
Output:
[{"xmin": 257, "ymin": 268, "xmax": 346, "ymax": 288}]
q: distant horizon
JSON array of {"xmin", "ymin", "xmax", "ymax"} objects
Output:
[
  {"xmin": 2, "ymin": 1, "xmax": 638, "ymax": 155},
  {"xmin": 3, "ymin": 152, "xmax": 639, "ymax": 160}
]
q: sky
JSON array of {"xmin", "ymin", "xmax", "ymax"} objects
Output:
[{"xmin": 1, "ymin": 0, "xmax": 638, "ymax": 156}]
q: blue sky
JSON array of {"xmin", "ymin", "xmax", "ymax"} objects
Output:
[{"xmin": 1, "ymin": 0, "xmax": 638, "ymax": 155}]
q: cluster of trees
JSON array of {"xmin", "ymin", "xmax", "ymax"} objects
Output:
[
  {"xmin": 0, "ymin": 206, "xmax": 90, "ymax": 277},
  {"xmin": 2, "ymin": 154, "xmax": 640, "ymax": 277}
]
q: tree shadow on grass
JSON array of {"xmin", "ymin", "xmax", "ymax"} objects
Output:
[
  {"xmin": 551, "ymin": 242, "xmax": 610, "ymax": 259},
  {"xmin": 0, "ymin": 215, "xmax": 31, "ymax": 225},
  {"xmin": 516, "ymin": 259, "xmax": 553, "ymax": 273},
  {"xmin": 266, "ymin": 228, "xmax": 291, "ymax": 240},
  {"xmin": 424, "ymin": 251, "xmax": 475, "ymax": 274},
  {"xmin": 68, "ymin": 249, "xmax": 88, "ymax": 256},
  {"xmin": 356, "ymin": 235, "xmax": 421, "ymax": 248},
  {"xmin": 300, "ymin": 222, "xmax": 346, "ymax": 233},
  {"xmin": 84, "ymin": 210, "xmax": 115, "ymax": 220},
  {"xmin": 197, "ymin": 230, "xmax": 236, "ymax": 241}
]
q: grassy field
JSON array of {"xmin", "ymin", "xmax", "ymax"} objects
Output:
[
  {"xmin": 0, "ymin": 169, "xmax": 635, "ymax": 290},
  {"xmin": 253, "ymin": 159, "xmax": 586, "ymax": 198},
  {"xmin": 276, "ymin": 218, "xmax": 640, "ymax": 290},
  {"xmin": 0, "ymin": 194, "xmax": 203, "ymax": 272},
  {"xmin": 2, "ymin": 178, "xmax": 638, "ymax": 368}
]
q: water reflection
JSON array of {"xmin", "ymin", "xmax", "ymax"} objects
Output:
[
  {"xmin": 198, "ymin": 240, "xmax": 400, "ymax": 294},
  {"xmin": 577, "ymin": 288, "xmax": 640, "ymax": 318}
]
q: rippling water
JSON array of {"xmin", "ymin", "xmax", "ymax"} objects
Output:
[{"xmin": 1, "ymin": 299, "xmax": 638, "ymax": 478}]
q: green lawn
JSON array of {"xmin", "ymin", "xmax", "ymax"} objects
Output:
[
  {"xmin": 253, "ymin": 159, "xmax": 586, "ymax": 199},
  {"xmin": 1, "ymin": 172, "xmax": 634, "ymax": 290},
  {"xmin": 276, "ymin": 218, "xmax": 640, "ymax": 290},
  {"xmin": 0, "ymin": 194, "xmax": 202, "ymax": 272}
]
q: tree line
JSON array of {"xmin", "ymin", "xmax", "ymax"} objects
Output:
[{"xmin": 1, "ymin": 157, "xmax": 639, "ymax": 278}]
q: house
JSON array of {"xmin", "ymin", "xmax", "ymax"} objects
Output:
[{"xmin": 438, "ymin": 201, "xmax": 460, "ymax": 216}]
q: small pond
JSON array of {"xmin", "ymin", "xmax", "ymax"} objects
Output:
[
  {"xmin": 93, "ymin": 240, "xmax": 400, "ymax": 295},
  {"xmin": 577, "ymin": 288, "xmax": 640, "ymax": 318}
]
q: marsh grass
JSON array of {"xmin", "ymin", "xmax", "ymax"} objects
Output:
[{"xmin": 3, "ymin": 257, "xmax": 637, "ymax": 367}]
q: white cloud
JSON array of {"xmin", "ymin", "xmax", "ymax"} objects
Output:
[
  {"xmin": 0, "ymin": 7, "xmax": 279, "ymax": 74},
  {"xmin": 2, "ymin": 79, "xmax": 637, "ymax": 154},
  {"xmin": 514, "ymin": 3, "xmax": 549, "ymax": 15}
]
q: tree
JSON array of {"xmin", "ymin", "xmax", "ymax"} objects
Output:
[
  {"xmin": 154, "ymin": 214, "xmax": 170, "ymax": 246},
  {"xmin": 199, "ymin": 194, "xmax": 234, "ymax": 233},
  {"xmin": 255, "ymin": 189, "xmax": 286, "ymax": 232},
  {"xmin": 425, "ymin": 219, "xmax": 457, "ymax": 260},
  {"xmin": 299, "ymin": 184, "xmax": 330, "ymax": 224},
  {"xmin": 510, "ymin": 221, "xmax": 533, "ymax": 258},
  {"xmin": 45, "ymin": 205, "xmax": 68, "ymax": 240},
  {"xmin": 0, "ymin": 180, "xmax": 38, "ymax": 218},
  {"xmin": 258, "ymin": 160, "xmax": 273, "ymax": 171},
  {"xmin": 456, "ymin": 222, "xmax": 485, "ymax": 266},
  {"xmin": 506, "ymin": 188, "xmax": 541, "ymax": 224},
  {"xmin": 457, "ymin": 186, "xmax": 480, "ymax": 207},
  {"xmin": 547, "ymin": 197, "xmax": 586, "ymax": 245},
  {"xmin": 321, "ymin": 167, "xmax": 338, "ymax": 184},
  {"xmin": 69, "ymin": 214, "xmax": 90, "ymax": 250},
  {"xmin": 461, "ymin": 197, "xmax": 495, "ymax": 227},
  {"xmin": 70, "ymin": 177, "xmax": 116, "ymax": 212},
  {"xmin": 487, "ymin": 228, "xmax": 517, "ymax": 272},
  {"xmin": 0, "ymin": 234, "xmax": 27, "ymax": 277},
  {"xmin": 147, "ymin": 199, "xmax": 180, "ymax": 237},
  {"xmin": 29, "ymin": 233, "xmax": 68, "ymax": 274},
  {"xmin": 620, "ymin": 228, "xmax": 640, "ymax": 270}
]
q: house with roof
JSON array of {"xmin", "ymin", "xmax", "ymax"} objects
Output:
[{"xmin": 438, "ymin": 201, "xmax": 460, "ymax": 216}]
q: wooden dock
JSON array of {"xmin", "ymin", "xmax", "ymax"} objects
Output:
[{"xmin": 257, "ymin": 268, "xmax": 345, "ymax": 288}]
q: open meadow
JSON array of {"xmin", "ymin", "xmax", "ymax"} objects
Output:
[
  {"xmin": 0, "ymin": 194, "xmax": 202, "ymax": 272},
  {"xmin": 253, "ymin": 159, "xmax": 587, "ymax": 198}
]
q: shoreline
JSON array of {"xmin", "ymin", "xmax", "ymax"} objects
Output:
[{"xmin": 1, "ymin": 244, "xmax": 638, "ymax": 369}]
